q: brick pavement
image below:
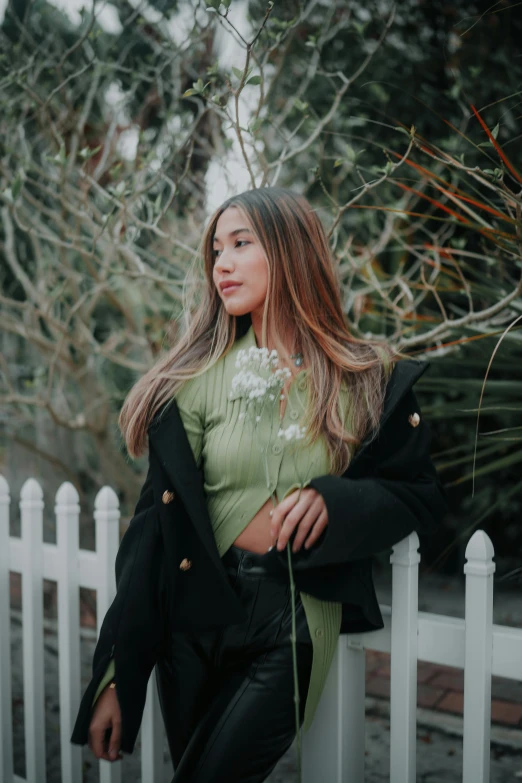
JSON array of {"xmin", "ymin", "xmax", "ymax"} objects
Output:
[{"xmin": 365, "ymin": 649, "xmax": 522, "ymax": 728}]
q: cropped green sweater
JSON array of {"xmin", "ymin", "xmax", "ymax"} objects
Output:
[{"xmin": 94, "ymin": 324, "xmax": 364, "ymax": 733}]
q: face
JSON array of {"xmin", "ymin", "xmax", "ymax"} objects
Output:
[{"xmin": 212, "ymin": 207, "xmax": 269, "ymax": 322}]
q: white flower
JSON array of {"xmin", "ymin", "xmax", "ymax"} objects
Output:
[
  {"xmin": 278, "ymin": 424, "xmax": 306, "ymax": 442},
  {"xmin": 235, "ymin": 345, "xmax": 280, "ymax": 371},
  {"xmin": 231, "ymin": 347, "xmax": 291, "ymax": 418}
]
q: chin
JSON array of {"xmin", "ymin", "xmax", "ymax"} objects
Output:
[{"xmin": 222, "ymin": 302, "xmax": 252, "ymax": 317}]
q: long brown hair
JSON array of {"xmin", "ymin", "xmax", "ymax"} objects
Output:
[{"xmin": 119, "ymin": 186, "xmax": 404, "ymax": 474}]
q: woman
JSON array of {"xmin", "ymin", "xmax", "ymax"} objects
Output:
[{"xmin": 71, "ymin": 186, "xmax": 448, "ymax": 780}]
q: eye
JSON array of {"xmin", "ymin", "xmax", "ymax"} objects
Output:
[{"xmin": 213, "ymin": 239, "xmax": 250, "ymax": 258}]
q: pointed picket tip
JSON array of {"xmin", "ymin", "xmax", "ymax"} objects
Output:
[
  {"xmin": 55, "ymin": 481, "xmax": 80, "ymax": 505},
  {"xmin": 390, "ymin": 530, "xmax": 420, "ymax": 566},
  {"xmin": 465, "ymin": 530, "xmax": 494, "ymax": 564},
  {"xmin": 392, "ymin": 531, "xmax": 420, "ymax": 554},
  {"xmin": 20, "ymin": 477, "xmax": 44, "ymax": 501},
  {"xmin": 94, "ymin": 485, "xmax": 119, "ymax": 512}
]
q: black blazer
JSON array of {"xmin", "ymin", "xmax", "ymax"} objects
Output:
[{"xmin": 71, "ymin": 331, "xmax": 449, "ymax": 754}]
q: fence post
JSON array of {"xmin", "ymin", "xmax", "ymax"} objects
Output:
[
  {"xmin": 303, "ymin": 635, "xmax": 362, "ymax": 783},
  {"xmin": 463, "ymin": 530, "xmax": 495, "ymax": 783},
  {"xmin": 94, "ymin": 486, "xmax": 122, "ymax": 783},
  {"xmin": 389, "ymin": 532, "xmax": 419, "ymax": 783},
  {"xmin": 142, "ymin": 668, "xmax": 167, "ymax": 782},
  {"xmin": 20, "ymin": 478, "xmax": 47, "ymax": 783},
  {"xmin": 56, "ymin": 482, "xmax": 82, "ymax": 783},
  {"xmin": 0, "ymin": 476, "xmax": 14, "ymax": 783},
  {"xmin": 342, "ymin": 636, "xmax": 366, "ymax": 782}
]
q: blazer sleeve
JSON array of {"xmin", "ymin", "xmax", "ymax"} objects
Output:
[
  {"xmin": 70, "ymin": 459, "xmax": 165, "ymax": 752},
  {"xmin": 92, "ymin": 658, "xmax": 115, "ymax": 705},
  {"xmin": 281, "ymin": 386, "xmax": 449, "ymax": 570},
  {"xmin": 88, "ymin": 465, "xmax": 155, "ymax": 710}
]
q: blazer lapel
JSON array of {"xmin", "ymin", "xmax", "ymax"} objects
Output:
[
  {"xmin": 147, "ymin": 399, "xmax": 224, "ymax": 573},
  {"xmin": 350, "ymin": 358, "xmax": 431, "ymax": 468},
  {"xmin": 377, "ymin": 357, "xmax": 430, "ymax": 430}
]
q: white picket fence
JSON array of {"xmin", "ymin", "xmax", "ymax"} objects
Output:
[{"xmin": 0, "ymin": 475, "xmax": 521, "ymax": 783}]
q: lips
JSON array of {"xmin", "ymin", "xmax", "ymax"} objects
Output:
[{"xmin": 220, "ymin": 282, "xmax": 242, "ymax": 293}]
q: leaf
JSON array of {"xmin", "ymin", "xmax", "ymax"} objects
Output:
[
  {"xmin": 448, "ymin": 83, "xmax": 460, "ymax": 99},
  {"xmin": 113, "ymin": 181, "xmax": 126, "ymax": 196},
  {"xmin": 249, "ymin": 117, "xmax": 263, "ymax": 133},
  {"xmin": 345, "ymin": 144, "xmax": 357, "ymax": 162},
  {"xmin": 232, "ymin": 66, "xmax": 244, "ymax": 80},
  {"xmin": 79, "ymin": 145, "xmax": 102, "ymax": 160},
  {"xmin": 52, "ymin": 143, "xmax": 67, "ymax": 165},
  {"xmin": 11, "ymin": 173, "xmax": 23, "ymax": 199},
  {"xmin": 352, "ymin": 22, "xmax": 367, "ymax": 36},
  {"xmin": 293, "ymin": 98, "xmax": 308, "ymax": 112},
  {"xmin": 246, "ymin": 75, "xmax": 261, "ymax": 86},
  {"xmin": 373, "ymin": 161, "xmax": 394, "ymax": 176}
]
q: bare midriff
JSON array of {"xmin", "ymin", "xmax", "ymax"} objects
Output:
[
  {"xmin": 232, "ymin": 366, "xmax": 302, "ymax": 554},
  {"xmin": 232, "ymin": 495, "xmax": 278, "ymax": 553}
]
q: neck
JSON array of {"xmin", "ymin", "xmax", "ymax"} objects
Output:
[{"xmin": 249, "ymin": 313, "xmax": 299, "ymax": 360}]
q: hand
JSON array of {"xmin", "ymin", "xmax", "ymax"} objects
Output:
[
  {"xmin": 88, "ymin": 684, "xmax": 123, "ymax": 762},
  {"xmin": 270, "ymin": 487, "xmax": 328, "ymax": 553}
]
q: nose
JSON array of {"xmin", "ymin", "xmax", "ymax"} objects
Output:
[{"xmin": 214, "ymin": 252, "xmax": 234, "ymax": 273}]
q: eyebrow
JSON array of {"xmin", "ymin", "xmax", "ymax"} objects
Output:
[{"xmin": 212, "ymin": 228, "xmax": 252, "ymax": 244}]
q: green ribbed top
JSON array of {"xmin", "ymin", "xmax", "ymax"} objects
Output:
[{"xmin": 94, "ymin": 325, "xmax": 373, "ymax": 733}]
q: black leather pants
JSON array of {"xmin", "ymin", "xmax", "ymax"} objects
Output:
[{"xmin": 155, "ymin": 544, "xmax": 314, "ymax": 783}]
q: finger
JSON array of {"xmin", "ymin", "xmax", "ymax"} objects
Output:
[
  {"xmin": 291, "ymin": 494, "xmax": 324, "ymax": 552},
  {"xmin": 109, "ymin": 719, "xmax": 122, "ymax": 761},
  {"xmin": 271, "ymin": 488, "xmax": 313, "ymax": 547},
  {"xmin": 276, "ymin": 515, "xmax": 299, "ymax": 551},
  {"xmin": 304, "ymin": 509, "xmax": 329, "ymax": 549},
  {"xmin": 270, "ymin": 491, "xmax": 298, "ymax": 545},
  {"xmin": 291, "ymin": 506, "xmax": 321, "ymax": 553},
  {"xmin": 98, "ymin": 728, "xmax": 118, "ymax": 762},
  {"xmin": 276, "ymin": 497, "xmax": 311, "ymax": 551},
  {"xmin": 89, "ymin": 724, "xmax": 106, "ymax": 760}
]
